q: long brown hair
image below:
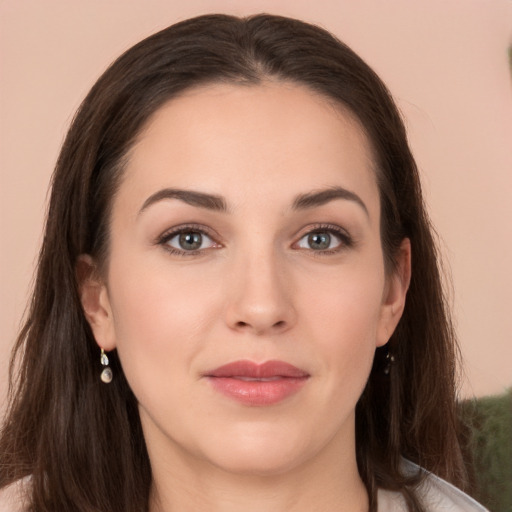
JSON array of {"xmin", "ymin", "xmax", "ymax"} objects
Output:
[{"xmin": 0, "ymin": 14, "xmax": 467, "ymax": 511}]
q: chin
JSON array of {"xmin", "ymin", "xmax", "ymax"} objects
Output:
[
  {"xmin": 212, "ymin": 449, "xmax": 306, "ymax": 478},
  {"xmin": 201, "ymin": 423, "xmax": 318, "ymax": 477}
]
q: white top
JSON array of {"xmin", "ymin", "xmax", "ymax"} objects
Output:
[
  {"xmin": 0, "ymin": 471, "xmax": 489, "ymax": 512},
  {"xmin": 378, "ymin": 469, "xmax": 489, "ymax": 511}
]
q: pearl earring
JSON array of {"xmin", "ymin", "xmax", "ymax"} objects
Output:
[
  {"xmin": 383, "ymin": 351, "xmax": 396, "ymax": 375},
  {"xmin": 100, "ymin": 348, "xmax": 113, "ymax": 383}
]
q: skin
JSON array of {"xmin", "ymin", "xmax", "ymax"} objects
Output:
[{"xmin": 80, "ymin": 82, "xmax": 411, "ymax": 512}]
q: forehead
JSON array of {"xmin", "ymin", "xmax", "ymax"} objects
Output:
[{"xmin": 120, "ymin": 82, "xmax": 379, "ymax": 216}]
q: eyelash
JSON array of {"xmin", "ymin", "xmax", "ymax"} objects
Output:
[
  {"xmin": 156, "ymin": 224, "xmax": 219, "ymax": 256},
  {"xmin": 156, "ymin": 223, "xmax": 353, "ymax": 257},
  {"xmin": 295, "ymin": 223, "xmax": 354, "ymax": 255}
]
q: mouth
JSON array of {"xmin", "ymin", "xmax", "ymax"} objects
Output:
[{"xmin": 204, "ymin": 360, "xmax": 310, "ymax": 406}]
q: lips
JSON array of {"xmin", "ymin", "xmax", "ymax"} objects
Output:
[{"xmin": 204, "ymin": 360, "xmax": 309, "ymax": 406}]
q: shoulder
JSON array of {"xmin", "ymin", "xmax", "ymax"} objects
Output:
[
  {"xmin": 378, "ymin": 462, "xmax": 489, "ymax": 512},
  {"xmin": 0, "ymin": 478, "xmax": 30, "ymax": 512}
]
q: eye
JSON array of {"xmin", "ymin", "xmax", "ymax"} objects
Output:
[
  {"xmin": 159, "ymin": 227, "xmax": 218, "ymax": 254},
  {"xmin": 168, "ymin": 231, "xmax": 213, "ymax": 251},
  {"xmin": 295, "ymin": 226, "xmax": 352, "ymax": 253},
  {"xmin": 297, "ymin": 231, "xmax": 340, "ymax": 251}
]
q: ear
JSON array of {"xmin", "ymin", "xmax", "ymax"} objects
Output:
[
  {"xmin": 76, "ymin": 254, "xmax": 117, "ymax": 351},
  {"xmin": 376, "ymin": 238, "xmax": 411, "ymax": 347}
]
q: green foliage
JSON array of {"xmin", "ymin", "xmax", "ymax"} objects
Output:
[{"xmin": 460, "ymin": 389, "xmax": 512, "ymax": 512}]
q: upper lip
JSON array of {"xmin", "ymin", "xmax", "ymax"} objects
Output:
[{"xmin": 205, "ymin": 360, "xmax": 309, "ymax": 379}]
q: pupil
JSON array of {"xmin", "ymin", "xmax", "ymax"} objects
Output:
[
  {"xmin": 308, "ymin": 232, "xmax": 330, "ymax": 250},
  {"xmin": 179, "ymin": 232, "xmax": 202, "ymax": 250}
]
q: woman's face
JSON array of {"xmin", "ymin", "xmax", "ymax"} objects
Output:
[{"xmin": 82, "ymin": 82, "xmax": 409, "ymax": 477}]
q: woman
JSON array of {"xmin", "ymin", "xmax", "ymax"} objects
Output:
[{"xmin": 0, "ymin": 14, "xmax": 487, "ymax": 512}]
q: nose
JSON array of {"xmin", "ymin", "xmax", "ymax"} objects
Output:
[{"xmin": 224, "ymin": 249, "xmax": 297, "ymax": 336}]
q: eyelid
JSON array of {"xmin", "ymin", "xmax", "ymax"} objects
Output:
[
  {"xmin": 155, "ymin": 222, "xmax": 353, "ymax": 257},
  {"xmin": 156, "ymin": 223, "xmax": 222, "ymax": 255},
  {"xmin": 292, "ymin": 223, "xmax": 354, "ymax": 253}
]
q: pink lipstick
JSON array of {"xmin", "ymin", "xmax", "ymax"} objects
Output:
[{"xmin": 204, "ymin": 360, "xmax": 309, "ymax": 406}]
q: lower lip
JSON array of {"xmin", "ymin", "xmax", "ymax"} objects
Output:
[{"xmin": 207, "ymin": 376, "xmax": 308, "ymax": 406}]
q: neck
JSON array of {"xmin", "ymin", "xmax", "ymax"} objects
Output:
[{"xmin": 147, "ymin": 426, "xmax": 368, "ymax": 512}]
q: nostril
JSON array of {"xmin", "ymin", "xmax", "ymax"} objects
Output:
[{"xmin": 233, "ymin": 319, "xmax": 287, "ymax": 331}]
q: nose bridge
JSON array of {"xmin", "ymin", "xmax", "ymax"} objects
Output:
[{"xmin": 226, "ymin": 236, "xmax": 295, "ymax": 334}]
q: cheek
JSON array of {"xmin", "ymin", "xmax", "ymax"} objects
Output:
[
  {"xmin": 300, "ymin": 263, "xmax": 385, "ymax": 341},
  {"xmin": 105, "ymin": 253, "xmax": 222, "ymax": 389},
  {"xmin": 297, "ymin": 265, "xmax": 385, "ymax": 391}
]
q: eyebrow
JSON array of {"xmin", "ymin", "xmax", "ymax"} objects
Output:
[
  {"xmin": 292, "ymin": 186, "xmax": 369, "ymax": 216},
  {"xmin": 139, "ymin": 188, "xmax": 228, "ymax": 215},
  {"xmin": 138, "ymin": 185, "xmax": 368, "ymax": 217}
]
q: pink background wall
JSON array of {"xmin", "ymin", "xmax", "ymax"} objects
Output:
[{"xmin": 1, "ymin": 0, "xmax": 511, "ymax": 406}]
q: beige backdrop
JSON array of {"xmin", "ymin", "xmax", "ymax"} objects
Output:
[{"xmin": 1, "ymin": 0, "xmax": 511, "ymax": 406}]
